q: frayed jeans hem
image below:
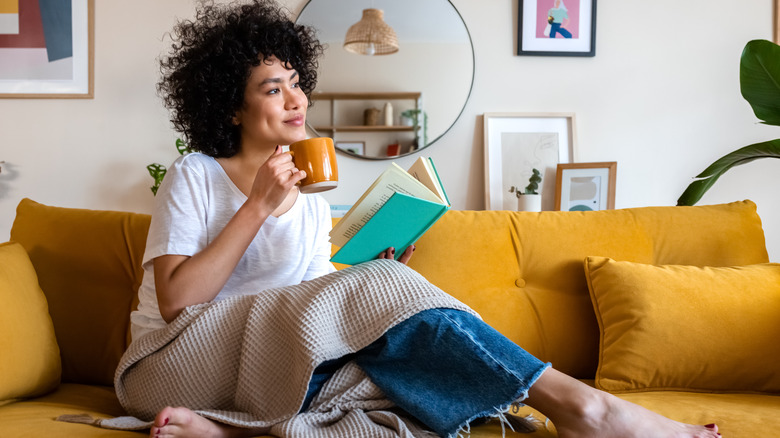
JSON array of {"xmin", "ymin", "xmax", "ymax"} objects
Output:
[{"xmin": 447, "ymin": 362, "xmax": 551, "ymax": 438}]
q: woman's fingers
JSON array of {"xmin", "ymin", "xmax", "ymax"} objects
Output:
[
  {"xmin": 397, "ymin": 245, "xmax": 415, "ymax": 265},
  {"xmin": 377, "ymin": 246, "xmax": 416, "ymax": 265}
]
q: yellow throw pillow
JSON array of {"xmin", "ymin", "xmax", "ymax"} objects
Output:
[
  {"xmin": 585, "ymin": 256, "xmax": 780, "ymax": 394},
  {"xmin": 0, "ymin": 242, "xmax": 61, "ymax": 401}
]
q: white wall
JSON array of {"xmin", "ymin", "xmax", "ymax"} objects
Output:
[{"xmin": 1, "ymin": 0, "xmax": 777, "ymax": 261}]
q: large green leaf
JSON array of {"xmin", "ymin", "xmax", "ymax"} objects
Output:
[
  {"xmin": 740, "ymin": 40, "xmax": 780, "ymax": 126},
  {"xmin": 677, "ymin": 139, "xmax": 780, "ymax": 206}
]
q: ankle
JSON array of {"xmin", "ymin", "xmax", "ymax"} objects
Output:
[{"xmin": 523, "ymin": 369, "xmax": 608, "ymax": 430}]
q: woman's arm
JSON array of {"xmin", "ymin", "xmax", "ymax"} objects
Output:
[{"xmin": 154, "ymin": 147, "xmax": 305, "ymax": 323}]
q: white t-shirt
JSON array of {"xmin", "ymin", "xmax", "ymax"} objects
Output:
[{"xmin": 130, "ymin": 152, "xmax": 336, "ymax": 341}]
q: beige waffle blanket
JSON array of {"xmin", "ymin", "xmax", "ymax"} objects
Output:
[{"xmin": 104, "ymin": 260, "xmax": 476, "ymax": 437}]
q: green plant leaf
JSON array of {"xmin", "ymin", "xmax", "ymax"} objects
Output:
[
  {"xmin": 677, "ymin": 138, "xmax": 780, "ymax": 206},
  {"xmin": 175, "ymin": 138, "xmax": 190, "ymax": 155},
  {"xmin": 740, "ymin": 39, "xmax": 780, "ymax": 126},
  {"xmin": 147, "ymin": 163, "xmax": 166, "ymax": 179}
]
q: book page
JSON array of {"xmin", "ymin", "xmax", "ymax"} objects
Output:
[
  {"xmin": 330, "ymin": 163, "xmax": 441, "ymax": 247},
  {"xmin": 407, "ymin": 157, "xmax": 447, "ymax": 204}
]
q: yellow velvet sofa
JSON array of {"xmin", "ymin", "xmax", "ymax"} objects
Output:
[{"xmin": 2, "ymin": 197, "xmax": 779, "ymax": 437}]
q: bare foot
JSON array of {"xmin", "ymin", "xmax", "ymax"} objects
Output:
[
  {"xmin": 150, "ymin": 407, "xmax": 264, "ymax": 438},
  {"xmin": 525, "ymin": 369, "xmax": 721, "ymax": 438}
]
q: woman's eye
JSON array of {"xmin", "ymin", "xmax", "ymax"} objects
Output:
[
  {"xmin": 268, "ymin": 88, "xmax": 280, "ymax": 94},
  {"xmin": 292, "ymin": 82, "xmax": 300, "ymax": 89}
]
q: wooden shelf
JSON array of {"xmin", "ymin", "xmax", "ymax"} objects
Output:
[
  {"xmin": 314, "ymin": 125, "xmax": 415, "ymax": 133},
  {"xmin": 309, "ymin": 91, "xmax": 423, "ymax": 157},
  {"xmin": 311, "ymin": 91, "xmax": 422, "ymax": 101}
]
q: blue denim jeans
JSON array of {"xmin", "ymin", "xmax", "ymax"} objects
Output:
[
  {"xmin": 302, "ymin": 308, "xmax": 550, "ymax": 438},
  {"xmin": 550, "ymin": 22, "xmax": 572, "ymax": 38}
]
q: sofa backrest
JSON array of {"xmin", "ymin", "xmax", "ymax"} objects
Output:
[
  {"xmin": 10, "ymin": 199, "xmax": 150, "ymax": 386},
  {"xmin": 407, "ymin": 201, "xmax": 768, "ymax": 378},
  {"xmin": 9, "ymin": 198, "xmax": 768, "ymax": 385}
]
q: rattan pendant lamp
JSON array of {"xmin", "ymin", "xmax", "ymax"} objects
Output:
[{"xmin": 343, "ymin": 8, "xmax": 398, "ymax": 56}]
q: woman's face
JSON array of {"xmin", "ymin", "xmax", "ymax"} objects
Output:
[{"xmin": 234, "ymin": 56, "xmax": 308, "ymax": 150}]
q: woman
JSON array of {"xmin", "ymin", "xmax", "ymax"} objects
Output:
[
  {"xmin": 123, "ymin": 1, "xmax": 722, "ymax": 437},
  {"xmin": 548, "ymin": 0, "xmax": 573, "ymax": 39}
]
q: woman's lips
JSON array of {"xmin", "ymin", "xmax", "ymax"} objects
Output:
[{"xmin": 285, "ymin": 115, "xmax": 304, "ymax": 127}]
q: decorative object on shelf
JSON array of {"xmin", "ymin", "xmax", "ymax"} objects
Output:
[
  {"xmin": 400, "ymin": 112, "xmax": 414, "ymax": 126},
  {"xmin": 383, "ymin": 102, "xmax": 393, "ymax": 126},
  {"xmin": 387, "ymin": 143, "xmax": 401, "ymax": 157},
  {"xmin": 364, "ymin": 107, "xmax": 380, "ymax": 126},
  {"xmin": 343, "ymin": 8, "xmax": 399, "ymax": 56},
  {"xmin": 400, "ymin": 108, "xmax": 428, "ymax": 147},
  {"xmin": 678, "ymin": 39, "xmax": 780, "ymax": 206},
  {"xmin": 484, "ymin": 112, "xmax": 576, "ymax": 211},
  {"xmin": 0, "ymin": 0, "xmax": 94, "ymax": 98},
  {"xmin": 555, "ymin": 162, "xmax": 616, "ymax": 211},
  {"xmin": 335, "ymin": 141, "xmax": 365, "ymax": 156},
  {"xmin": 509, "ymin": 168, "xmax": 543, "ymax": 212},
  {"xmin": 517, "ymin": 0, "xmax": 597, "ymax": 57},
  {"xmin": 147, "ymin": 139, "xmax": 191, "ymax": 196}
]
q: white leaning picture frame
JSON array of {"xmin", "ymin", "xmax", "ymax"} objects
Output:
[{"xmin": 483, "ymin": 112, "xmax": 576, "ymax": 211}]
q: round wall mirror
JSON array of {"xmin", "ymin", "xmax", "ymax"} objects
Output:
[{"xmin": 296, "ymin": 0, "xmax": 475, "ymax": 160}]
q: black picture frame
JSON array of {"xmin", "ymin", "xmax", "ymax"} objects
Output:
[{"xmin": 517, "ymin": 0, "xmax": 597, "ymax": 57}]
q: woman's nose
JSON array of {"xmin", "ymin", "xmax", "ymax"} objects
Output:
[{"xmin": 285, "ymin": 90, "xmax": 304, "ymax": 110}]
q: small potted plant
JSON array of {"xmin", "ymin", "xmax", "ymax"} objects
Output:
[
  {"xmin": 147, "ymin": 139, "xmax": 191, "ymax": 195},
  {"xmin": 509, "ymin": 168, "xmax": 542, "ymax": 212}
]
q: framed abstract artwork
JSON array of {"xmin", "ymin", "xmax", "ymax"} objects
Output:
[
  {"xmin": 0, "ymin": 0, "xmax": 94, "ymax": 98},
  {"xmin": 483, "ymin": 112, "xmax": 577, "ymax": 211},
  {"xmin": 554, "ymin": 162, "xmax": 616, "ymax": 211},
  {"xmin": 517, "ymin": 0, "xmax": 597, "ymax": 57}
]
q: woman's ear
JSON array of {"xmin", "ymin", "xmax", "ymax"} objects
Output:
[{"xmin": 232, "ymin": 115, "xmax": 240, "ymax": 126}]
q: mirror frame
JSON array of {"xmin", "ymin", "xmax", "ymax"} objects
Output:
[{"xmin": 296, "ymin": 0, "xmax": 475, "ymax": 160}]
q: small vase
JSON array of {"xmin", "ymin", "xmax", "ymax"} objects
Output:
[
  {"xmin": 517, "ymin": 194, "xmax": 542, "ymax": 212},
  {"xmin": 384, "ymin": 102, "xmax": 393, "ymax": 126}
]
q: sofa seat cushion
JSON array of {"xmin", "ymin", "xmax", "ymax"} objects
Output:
[
  {"xmin": 0, "ymin": 242, "xmax": 60, "ymax": 402},
  {"xmin": 0, "ymin": 384, "xmax": 142, "ymax": 437},
  {"xmin": 585, "ymin": 257, "xmax": 780, "ymax": 394},
  {"xmin": 617, "ymin": 391, "xmax": 780, "ymax": 438},
  {"xmin": 447, "ymin": 389, "xmax": 780, "ymax": 437}
]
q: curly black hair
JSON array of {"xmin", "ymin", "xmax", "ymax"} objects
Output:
[{"xmin": 157, "ymin": 0, "xmax": 324, "ymax": 158}]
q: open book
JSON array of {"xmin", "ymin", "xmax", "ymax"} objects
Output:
[{"xmin": 329, "ymin": 157, "xmax": 450, "ymax": 265}]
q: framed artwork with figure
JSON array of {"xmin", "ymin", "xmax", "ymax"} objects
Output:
[
  {"xmin": 483, "ymin": 112, "xmax": 577, "ymax": 211},
  {"xmin": 554, "ymin": 162, "xmax": 616, "ymax": 211},
  {"xmin": 517, "ymin": 0, "xmax": 597, "ymax": 57}
]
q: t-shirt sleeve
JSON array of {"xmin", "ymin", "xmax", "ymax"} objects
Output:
[
  {"xmin": 142, "ymin": 157, "xmax": 210, "ymax": 268},
  {"xmin": 303, "ymin": 196, "xmax": 337, "ymax": 281}
]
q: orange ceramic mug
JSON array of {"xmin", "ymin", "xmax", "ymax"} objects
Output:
[{"xmin": 288, "ymin": 137, "xmax": 338, "ymax": 193}]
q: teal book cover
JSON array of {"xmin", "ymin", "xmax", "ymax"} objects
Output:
[{"xmin": 331, "ymin": 192, "xmax": 449, "ymax": 265}]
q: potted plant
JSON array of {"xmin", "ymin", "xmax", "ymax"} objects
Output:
[
  {"xmin": 509, "ymin": 168, "xmax": 542, "ymax": 212},
  {"xmin": 400, "ymin": 109, "xmax": 428, "ymax": 149},
  {"xmin": 147, "ymin": 139, "xmax": 190, "ymax": 195},
  {"xmin": 678, "ymin": 39, "xmax": 780, "ymax": 206}
]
